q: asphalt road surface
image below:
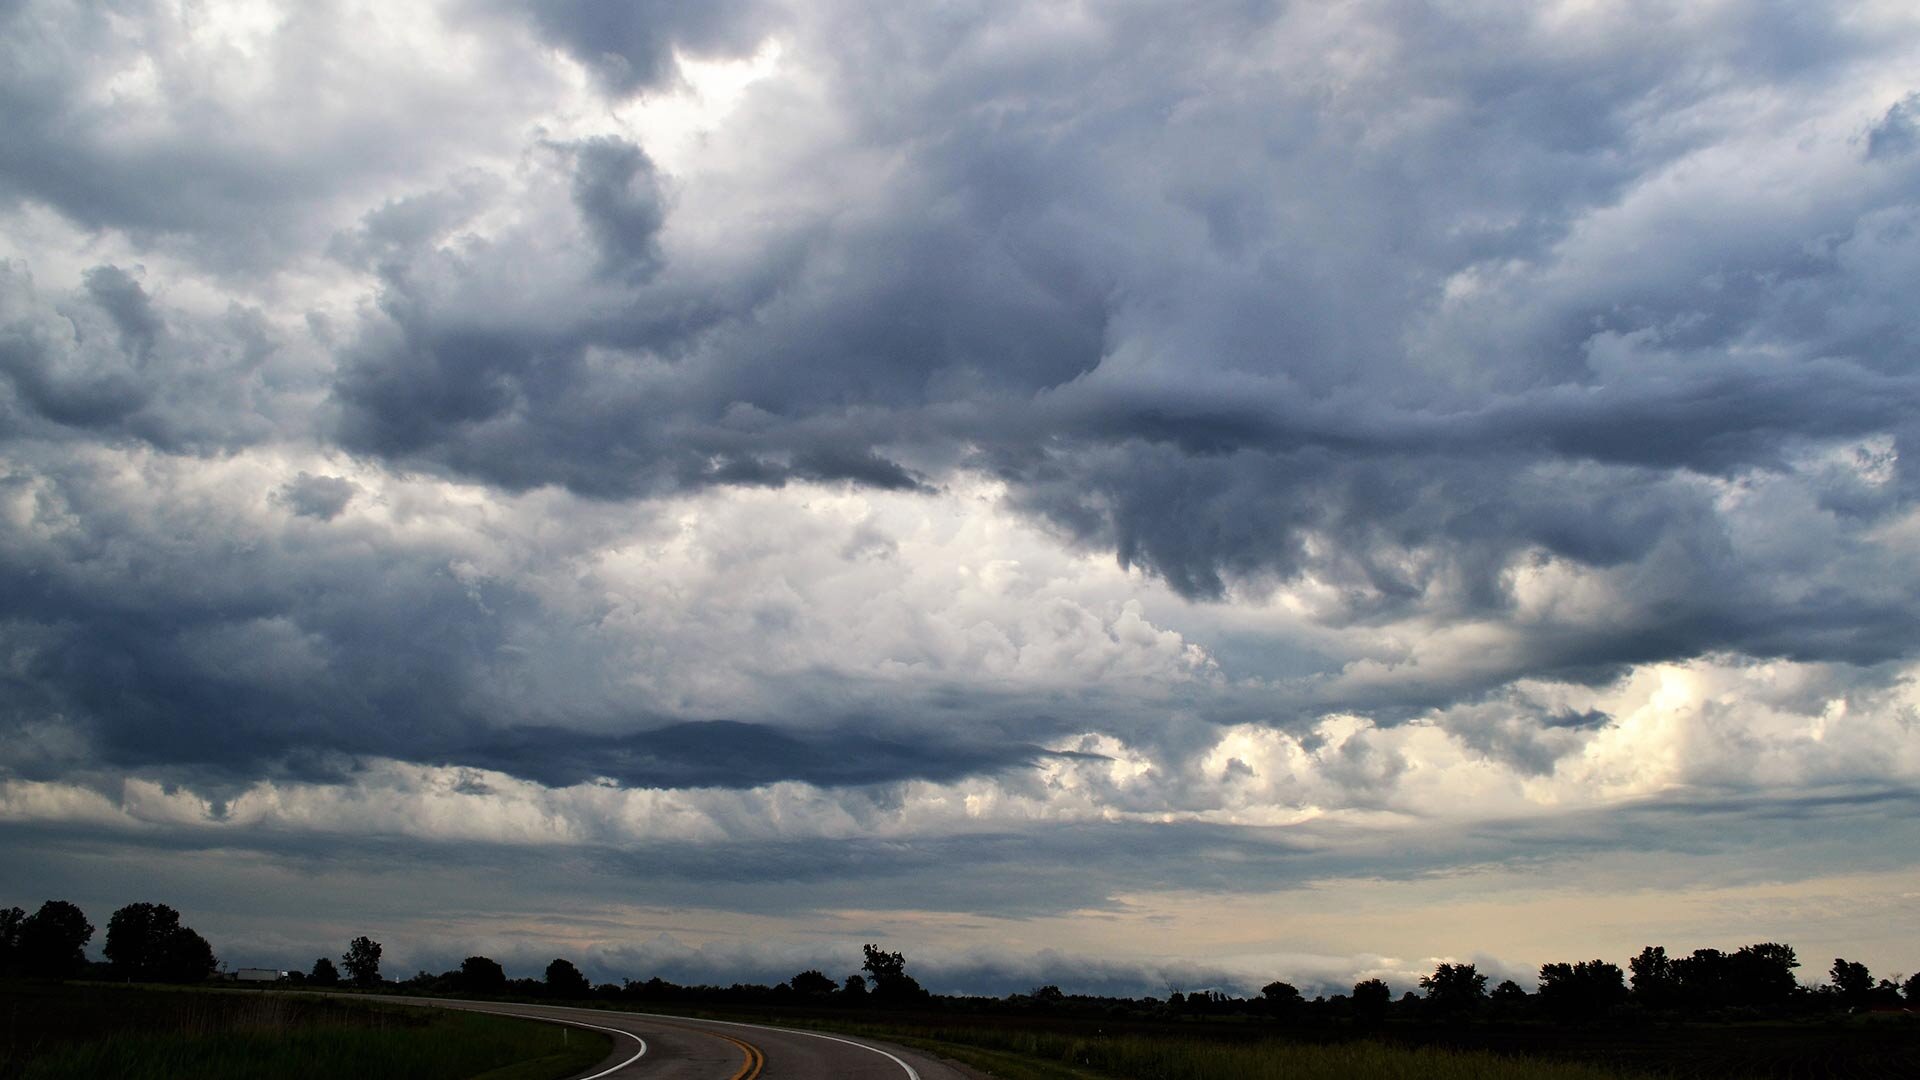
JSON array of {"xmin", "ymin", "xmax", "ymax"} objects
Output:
[{"xmin": 371, "ymin": 996, "xmax": 986, "ymax": 1080}]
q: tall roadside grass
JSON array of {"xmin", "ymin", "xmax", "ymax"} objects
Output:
[
  {"xmin": 977, "ymin": 1028, "xmax": 1633, "ymax": 1080},
  {"xmin": 753, "ymin": 1018, "xmax": 1638, "ymax": 1080},
  {"xmin": 0, "ymin": 983, "xmax": 608, "ymax": 1080}
]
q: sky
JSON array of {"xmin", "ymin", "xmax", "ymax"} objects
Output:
[{"xmin": 3, "ymin": 0, "xmax": 1920, "ymax": 998}]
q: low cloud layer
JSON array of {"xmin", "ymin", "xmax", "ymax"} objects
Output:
[{"xmin": 4, "ymin": 0, "xmax": 1920, "ymax": 988}]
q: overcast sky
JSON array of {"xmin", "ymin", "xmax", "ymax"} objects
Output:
[{"xmin": 4, "ymin": 0, "xmax": 1920, "ymax": 996}]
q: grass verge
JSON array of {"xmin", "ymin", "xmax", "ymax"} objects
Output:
[
  {"xmin": 680, "ymin": 1014, "xmax": 1641, "ymax": 1080},
  {"xmin": 880, "ymin": 1034, "xmax": 1110, "ymax": 1080},
  {"xmin": 2, "ymin": 983, "xmax": 608, "ymax": 1080}
]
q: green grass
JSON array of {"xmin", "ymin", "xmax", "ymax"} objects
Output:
[
  {"xmin": 918, "ymin": 1029, "xmax": 1634, "ymax": 1080},
  {"xmin": 694, "ymin": 1015, "xmax": 1642, "ymax": 1080},
  {"xmin": 1, "ymin": 983, "xmax": 608, "ymax": 1080},
  {"xmin": 877, "ymin": 1034, "xmax": 1109, "ymax": 1080},
  {"xmin": 466, "ymin": 1024, "xmax": 615, "ymax": 1080}
]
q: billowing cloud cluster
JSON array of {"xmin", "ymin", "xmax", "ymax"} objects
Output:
[{"xmin": 4, "ymin": 0, "xmax": 1920, "ymax": 990}]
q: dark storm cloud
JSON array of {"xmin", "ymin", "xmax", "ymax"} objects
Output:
[
  {"xmin": 10, "ymin": 778, "xmax": 1920, "ymax": 992},
  {"xmin": 329, "ymin": 155, "xmax": 1105, "ymax": 496},
  {"xmin": 274, "ymin": 473, "xmax": 359, "ymax": 520},
  {"xmin": 4, "ymin": 0, "xmax": 1920, "ymax": 817},
  {"xmin": 310, "ymin": 1, "xmax": 1920, "ymax": 701},
  {"xmin": 0, "ymin": 812, "xmax": 1524, "ymax": 928},
  {"xmin": 0, "ymin": 262, "xmax": 307, "ymax": 448},
  {"xmin": 0, "ymin": 530, "xmax": 1038, "ymax": 789},
  {"xmin": 0, "ymin": 445, "xmax": 1080, "ymax": 787},
  {"xmin": 326, "ymin": 176, "xmax": 501, "ymax": 271},
  {"xmin": 80, "ymin": 266, "xmax": 162, "ymax": 361},
  {"xmin": 21, "ymin": 777, "xmax": 1903, "ymax": 930},
  {"xmin": 0, "ymin": 535, "xmax": 504, "ymax": 782},
  {"xmin": 1866, "ymin": 92, "xmax": 1920, "ymax": 160},
  {"xmin": 571, "ymin": 137, "xmax": 666, "ymax": 281},
  {"xmin": 1, "ymin": 320, "xmax": 145, "ymax": 430},
  {"xmin": 996, "ymin": 413, "xmax": 1918, "ymax": 667},
  {"xmin": 461, "ymin": 721, "xmax": 1048, "ymax": 789},
  {"xmin": 481, "ymin": 0, "xmax": 772, "ymax": 96},
  {"xmin": 0, "ymin": 2, "xmax": 272, "ymax": 247},
  {"xmin": 0, "ymin": 1, "xmax": 588, "ymax": 273}
]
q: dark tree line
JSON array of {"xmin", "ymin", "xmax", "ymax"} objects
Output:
[
  {"xmin": 0, "ymin": 901, "xmax": 94, "ymax": 979},
  {"xmin": 1230, "ymin": 942, "xmax": 1917, "ymax": 1027},
  {"xmin": 6, "ymin": 899, "xmax": 1918, "ymax": 1028},
  {"xmin": 381, "ymin": 940, "xmax": 931, "ymax": 1009},
  {"xmin": 361, "ymin": 941, "xmax": 1912, "ymax": 1027},
  {"xmin": 0, "ymin": 900, "xmax": 214, "ymax": 982},
  {"xmin": 280, "ymin": 935, "xmax": 379, "ymax": 987},
  {"xmin": 103, "ymin": 903, "xmax": 217, "ymax": 983}
]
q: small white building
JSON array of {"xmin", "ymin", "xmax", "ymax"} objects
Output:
[{"xmin": 232, "ymin": 968, "xmax": 288, "ymax": 983}]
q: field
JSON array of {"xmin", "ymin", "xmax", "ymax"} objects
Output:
[
  {"xmin": 849, "ymin": 1022, "xmax": 1633, "ymax": 1080},
  {"xmin": 719, "ymin": 1015, "xmax": 1630, "ymax": 1080},
  {"xmin": 0, "ymin": 982, "xmax": 609, "ymax": 1080},
  {"xmin": 632, "ymin": 1002, "xmax": 1920, "ymax": 1080},
  {"xmin": 1384, "ymin": 1014, "xmax": 1920, "ymax": 1079}
]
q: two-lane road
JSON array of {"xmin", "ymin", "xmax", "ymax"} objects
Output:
[{"xmin": 371, "ymin": 996, "xmax": 983, "ymax": 1080}]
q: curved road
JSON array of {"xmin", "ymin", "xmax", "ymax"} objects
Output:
[{"xmin": 372, "ymin": 996, "xmax": 984, "ymax": 1080}]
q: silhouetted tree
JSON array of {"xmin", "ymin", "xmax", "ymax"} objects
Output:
[
  {"xmin": 1261, "ymin": 980, "xmax": 1303, "ymax": 1018},
  {"xmin": 0, "ymin": 906, "xmax": 23, "ymax": 971},
  {"xmin": 105, "ymin": 903, "xmax": 174, "ymax": 977},
  {"xmin": 1351, "ymin": 978, "xmax": 1391, "ymax": 1025},
  {"xmin": 546, "ymin": 958, "xmax": 591, "ymax": 998},
  {"xmin": 460, "ymin": 955, "xmax": 508, "ymax": 994},
  {"xmin": 311, "ymin": 956, "xmax": 341, "ymax": 985},
  {"xmin": 104, "ymin": 903, "xmax": 217, "ymax": 983},
  {"xmin": 1537, "ymin": 960, "xmax": 1627, "ymax": 1021},
  {"xmin": 1730, "ymin": 943, "xmax": 1799, "ymax": 1006},
  {"xmin": 1420, "ymin": 963, "xmax": 1487, "ymax": 1016},
  {"xmin": 18, "ymin": 901, "xmax": 93, "ymax": 979},
  {"xmin": 841, "ymin": 973, "xmax": 867, "ymax": 1000},
  {"xmin": 1491, "ymin": 979, "xmax": 1527, "ymax": 1004},
  {"xmin": 169, "ymin": 927, "xmax": 216, "ymax": 982},
  {"xmin": 342, "ymin": 936, "xmax": 383, "ymax": 986},
  {"xmin": 622, "ymin": 975, "xmax": 674, "ymax": 1001},
  {"xmin": 1663, "ymin": 943, "xmax": 1800, "ymax": 1011},
  {"xmin": 1629, "ymin": 946, "xmax": 1678, "ymax": 1007},
  {"xmin": 862, "ymin": 945, "xmax": 905, "ymax": 981},
  {"xmin": 861, "ymin": 944, "xmax": 926, "ymax": 1004},
  {"xmin": 1905, "ymin": 972, "xmax": 1920, "ymax": 1003},
  {"xmin": 1829, "ymin": 959, "xmax": 1873, "ymax": 1005},
  {"xmin": 790, "ymin": 969, "xmax": 836, "ymax": 997},
  {"xmin": 1670, "ymin": 948, "xmax": 1730, "ymax": 1008},
  {"xmin": 1030, "ymin": 984, "xmax": 1065, "ymax": 1007}
]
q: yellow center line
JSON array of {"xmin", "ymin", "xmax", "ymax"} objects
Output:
[
  {"xmin": 715, "ymin": 1029, "xmax": 766, "ymax": 1080},
  {"xmin": 650, "ymin": 1017, "xmax": 765, "ymax": 1080}
]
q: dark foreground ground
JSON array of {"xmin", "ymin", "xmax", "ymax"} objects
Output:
[
  {"xmin": 4, "ymin": 979, "xmax": 1917, "ymax": 1080},
  {"xmin": 0, "ymin": 980, "xmax": 606, "ymax": 1080},
  {"xmin": 1388, "ymin": 1015, "xmax": 1920, "ymax": 1079},
  {"xmin": 649, "ymin": 1000, "xmax": 1920, "ymax": 1080}
]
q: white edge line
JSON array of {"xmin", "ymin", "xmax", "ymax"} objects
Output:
[
  {"xmin": 406, "ymin": 998, "xmax": 648, "ymax": 1080},
  {"xmin": 487, "ymin": 1011, "xmax": 647, "ymax": 1080},
  {"xmin": 631, "ymin": 1011, "xmax": 921, "ymax": 1080}
]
